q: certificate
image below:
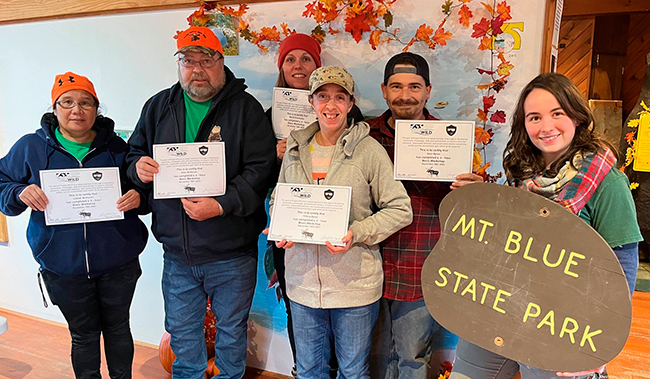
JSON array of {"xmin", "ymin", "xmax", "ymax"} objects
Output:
[
  {"xmin": 153, "ymin": 142, "xmax": 226, "ymax": 199},
  {"xmin": 272, "ymin": 87, "xmax": 317, "ymax": 139},
  {"xmin": 40, "ymin": 167, "xmax": 123, "ymax": 226},
  {"xmin": 394, "ymin": 120, "xmax": 474, "ymax": 181},
  {"xmin": 268, "ymin": 183, "xmax": 351, "ymax": 246}
]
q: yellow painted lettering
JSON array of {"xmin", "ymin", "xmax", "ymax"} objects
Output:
[
  {"xmin": 523, "ymin": 302, "xmax": 541, "ymax": 323},
  {"xmin": 453, "ymin": 271, "xmax": 469, "ymax": 293},
  {"xmin": 479, "ymin": 282, "xmax": 496, "ymax": 305},
  {"xmin": 460, "ymin": 278, "xmax": 477, "ymax": 302},
  {"xmin": 435, "ymin": 267, "xmax": 452, "ymax": 287},
  {"xmin": 536, "ymin": 310, "xmax": 555, "ymax": 335},
  {"xmin": 504, "ymin": 230, "xmax": 522, "ymax": 254},
  {"xmin": 492, "ymin": 289, "xmax": 511, "ymax": 314},
  {"xmin": 559, "ymin": 317, "xmax": 579, "ymax": 344},
  {"xmin": 478, "ymin": 219, "xmax": 494, "ymax": 242},
  {"xmin": 522, "ymin": 237, "xmax": 538, "ymax": 262},
  {"xmin": 542, "ymin": 245, "xmax": 565, "ymax": 268},
  {"xmin": 452, "ymin": 214, "xmax": 475, "ymax": 239},
  {"xmin": 564, "ymin": 252, "xmax": 585, "ymax": 278},
  {"xmin": 580, "ymin": 325, "xmax": 602, "ymax": 352}
]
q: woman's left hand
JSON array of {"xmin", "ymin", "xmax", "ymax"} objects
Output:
[
  {"xmin": 556, "ymin": 365, "xmax": 605, "ymax": 377},
  {"xmin": 450, "ymin": 172, "xmax": 483, "ymax": 190},
  {"xmin": 326, "ymin": 230, "xmax": 354, "ymax": 254},
  {"xmin": 117, "ymin": 189, "xmax": 141, "ymax": 212}
]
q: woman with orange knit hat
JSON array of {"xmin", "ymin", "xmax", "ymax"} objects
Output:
[
  {"xmin": 265, "ymin": 34, "xmax": 364, "ymax": 377},
  {"xmin": 0, "ymin": 72, "xmax": 148, "ymax": 379}
]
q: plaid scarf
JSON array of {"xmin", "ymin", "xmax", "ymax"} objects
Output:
[{"xmin": 518, "ymin": 147, "xmax": 616, "ymax": 214}]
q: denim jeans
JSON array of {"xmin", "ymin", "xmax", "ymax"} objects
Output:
[
  {"xmin": 370, "ymin": 298, "xmax": 444, "ymax": 379},
  {"xmin": 162, "ymin": 253, "xmax": 257, "ymax": 379},
  {"xmin": 613, "ymin": 243, "xmax": 639, "ymax": 296},
  {"xmin": 42, "ymin": 258, "xmax": 141, "ymax": 379},
  {"xmin": 450, "ymin": 339, "xmax": 594, "ymax": 379},
  {"xmin": 290, "ymin": 300, "xmax": 379, "ymax": 379}
]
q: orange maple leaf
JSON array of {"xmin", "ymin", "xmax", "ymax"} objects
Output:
[
  {"xmin": 369, "ymin": 30, "xmax": 382, "ymax": 50},
  {"xmin": 497, "ymin": 1, "xmax": 512, "ymax": 21},
  {"xmin": 257, "ymin": 26, "xmax": 281, "ymax": 43},
  {"xmin": 458, "ymin": 4, "xmax": 473, "ymax": 27},
  {"xmin": 477, "ymin": 109, "xmax": 488, "ymax": 122},
  {"xmin": 415, "ymin": 24, "xmax": 434, "ymax": 41},
  {"xmin": 625, "ymin": 131, "xmax": 636, "ymax": 144},
  {"xmin": 314, "ymin": 4, "xmax": 339, "ymax": 23},
  {"xmin": 472, "ymin": 149, "xmax": 483, "ymax": 171},
  {"xmin": 347, "ymin": 0, "xmax": 368, "ymax": 17},
  {"xmin": 481, "ymin": 2, "xmax": 494, "ymax": 14},
  {"xmin": 476, "ymin": 162, "xmax": 491, "ymax": 175},
  {"xmin": 478, "ymin": 36, "xmax": 492, "ymax": 51},
  {"xmin": 345, "ymin": 14, "xmax": 372, "ymax": 42},
  {"xmin": 477, "ymin": 82, "xmax": 493, "ymax": 90},
  {"xmin": 475, "ymin": 127, "xmax": 492, "ymax": 144},
  {"xmin": 432, "ymin": 27, "xmax": 452, "ymax": 46},
  {"xmin": 218, "ymin": 4, "xmax": 248, "ymax": 18},
  {"xmin": 403, "ymin": 37, "xmax": 416, "ymax": 52},
  {"xmin": 237, "ymin": 18, "xmax": 249, "ymax": 32}
]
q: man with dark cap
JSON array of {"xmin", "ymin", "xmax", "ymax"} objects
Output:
[
  {"xmin": 126, "ymin": 26, "xmax": 276, "ymax": 379},
  {"xmin": 368, "ymin": 52, "xmax": 482, "ymax": 379}
]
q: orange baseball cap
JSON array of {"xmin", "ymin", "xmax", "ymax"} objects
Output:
[
  {"xmin": 51, "ymin": 72, "xmax": 98, "ymax": 106},
  {"xmin": 175, "ymin": 26, "xmax": 223, "ymax": 56}
]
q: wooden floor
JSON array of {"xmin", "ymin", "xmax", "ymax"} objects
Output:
[{"xmin": 0, "ymin": 292, "xmax": 648, "ymax": 379}]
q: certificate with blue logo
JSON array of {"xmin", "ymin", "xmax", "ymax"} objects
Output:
[
  {"xmin": 153, "ymin": 142, "xmax": 226, "ymax": 199},
  {"xmin": 268, "ymin": 183, "xmax": 351, "ymax": 246},
  {"xmin": 272, "ymin": 87, "xmax": 317, "ymax": 139},
  {"xmin": 40, "ymin": 167, "xmax": 123, "ymax": 226},
  {"xmin": 394, "ymin": 120, "xmax": 474, "ymax": 181}
]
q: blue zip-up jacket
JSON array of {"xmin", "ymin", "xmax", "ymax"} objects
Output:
[
  {"xmin": 126, "ymin": 67, "xmax": 276, "ymax": 266},
  {"xmin": 0, "ymin": 113, "xmax": 149, "ymax": 278}
]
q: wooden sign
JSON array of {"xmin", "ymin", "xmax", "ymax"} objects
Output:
[{"xmin": 421, "ymin": 183, "xmax": 632, "ymax": 372}]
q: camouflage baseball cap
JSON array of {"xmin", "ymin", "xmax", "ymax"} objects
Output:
[{"xmin": 308, "ymin": 66, "xmax": 355, "ymax": 96}]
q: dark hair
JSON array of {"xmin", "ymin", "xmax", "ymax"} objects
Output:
[{"xmin": 503, "ymin": 73, "xmax": 614, "ymax": 182}]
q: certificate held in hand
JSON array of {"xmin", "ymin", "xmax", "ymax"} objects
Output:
[
  {"xmin": 394, "ymin": 119, "xmax": 475, "ymax": 181},
  {"xmin": 40, "ymin": 167, "xmax": 124, "ymax": 226},
  {"xmin": 269, "ymin": 183, "xmax": 352, "ymax": 246},
  {"xmin": 153, "ymin": 142, "xmax": 226, "ymax": 199},
  {"xmin": 271, "ymin": 87, "xmax": 318, "ymax": 139}
]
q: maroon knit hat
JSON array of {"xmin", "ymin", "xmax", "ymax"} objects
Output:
[{"xmin": 277, "ymin": 33, "xmax": 322, "ymax": 69}]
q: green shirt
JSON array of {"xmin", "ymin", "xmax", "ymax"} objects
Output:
[
  {"xmin": 184, "ymin": 92, "xmax": 211, "ymax": 142},
  {"xmin": 578, "ymin": 168, "xmax": 643, "ymax": 247},
  {"xmin": 55, "ymin": 127, "xmax": 93, "ymax": 162}
]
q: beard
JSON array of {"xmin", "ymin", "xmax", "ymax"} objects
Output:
[{"xmin": 180, "ymin": 73, "xmax": 225, "ymax": 101}]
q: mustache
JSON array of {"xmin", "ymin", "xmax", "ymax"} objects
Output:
[
  {"xmin": 190, "ymin": 74, "xmax": 209, "ymax": 82},
  {"xmin": 392, "ymin": 98, "xmax": 419, "ymax": 106}
]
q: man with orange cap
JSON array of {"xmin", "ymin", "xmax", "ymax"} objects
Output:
[{"xmin": 126, "ymin": 26, "xmax": 276, "ymax": 379}]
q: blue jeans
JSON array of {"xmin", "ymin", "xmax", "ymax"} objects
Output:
[
  {"xmin": 613, "ymin": 243, "xmax": 639, "ymax": 296},
  {"xmin": 162, "ymin": 253, "xmax": 257, "ymax": 379},
  {"xmin": 370, "ymin": 298, "xmax": 448, "ymax": 379},
  {"xmin": 290, "ymin": 300, "xmax": 380, "ymax": 379},
  {"xmin": 450, "ymin": 339, "xmax": 594, "ymax": 379}
]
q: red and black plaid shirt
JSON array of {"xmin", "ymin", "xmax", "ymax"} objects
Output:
[{"xmin": 368, "ymin": 110, "xmax": 451, "ymax": 301}]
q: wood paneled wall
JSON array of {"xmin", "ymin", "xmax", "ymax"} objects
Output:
[
  {"xmin": 0, "ymin": 0, "xmax": 278, "ymax": 25},
  {"xmin": 557, "ymin": 17, "xmax": 595, "ymax": 97},
  {"xmin": 622, "ymin": 12, "xmax": 650, "ymax": 119}
]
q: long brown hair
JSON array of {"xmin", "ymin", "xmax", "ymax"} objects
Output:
[{"xmin": 503, "ymin": 73, "xmax": 614, "ymax": 183}]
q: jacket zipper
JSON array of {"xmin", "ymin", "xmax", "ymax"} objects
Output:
[
  {"xmin": 79, "ymin": 147, "xmax": 96, "ymax": 279},
  {"xmin": 170, "ymin": 104, "xmax": 192, "ymax": 264}
]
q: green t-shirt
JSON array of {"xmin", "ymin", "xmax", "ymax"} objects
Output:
[
  {"xmin": 55, "ymin": 127, "xmax": 93, "ymax": 162},
  {"xmin": 184, "ymin": 92, "xmax": 211, "ymax": 142},
  {"xmin": 578, "ymin": 168, "xmax": 643, "ymax": 247}
]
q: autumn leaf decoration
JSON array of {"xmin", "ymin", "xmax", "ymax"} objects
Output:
[{"xmin": 622, "ymin": 100, "xmax": 650, "ymax": 190}]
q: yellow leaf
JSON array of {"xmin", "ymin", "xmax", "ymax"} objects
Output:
[
  {"xmin": 497, "ymin": 61, "xmax": 514, "ymax": 77},
  {"xmin": 472, "ymin": 149, "xmax": 483, "ymax": 171},
  {"xmin": 642, "ymin": 101, "xmax": 650, "ymax": 112},
  {"xmin": 630, "ymin": 182, "xmax": 639, "ymax": 190},
  {"xmin": 628, "ymin": 119, "xmax": 640, "ymax": 128}
]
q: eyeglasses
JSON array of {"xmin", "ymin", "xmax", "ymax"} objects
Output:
[
  {"xmin": 178, "ymin": 56, "xmax": 223, "ymax": 69},
  {"xmin": 55, "ymin": 99, "xmax": 96, "ymax": 110}
]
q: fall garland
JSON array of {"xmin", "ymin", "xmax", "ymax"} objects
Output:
[
  {"xmin": 622, "ymin": 101, "xmax": 648, "ymax": 190},
  {"xmin": 184, "ymin": 0, "xmax": 515, "ymax": 182}
]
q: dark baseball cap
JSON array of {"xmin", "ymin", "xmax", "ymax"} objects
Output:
[{"xmin": 383, "ymin": 52, "xmax": 430, "ymax": 86}]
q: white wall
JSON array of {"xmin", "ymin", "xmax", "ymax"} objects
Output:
[{"xmin": 0, "ymin": 1, "xmax": 547, "ymax": 375}]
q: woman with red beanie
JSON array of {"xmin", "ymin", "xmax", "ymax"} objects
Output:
[{"xmin": 265, "ymin": 33, "xmax": 364, "ymax": 377}]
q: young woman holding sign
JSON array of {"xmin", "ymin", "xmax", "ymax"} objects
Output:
[{"xmin": 450, "ymin": 73, "xmax": 642, "ymax": 379}]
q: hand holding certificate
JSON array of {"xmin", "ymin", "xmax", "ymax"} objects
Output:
[
  {"xmin": 40, "ymin": 167, "xmax": 124, "ymax": 226},
  {"xmin": 394, "ymin": 120, "xmax": 475, "ymax": 181},
  {"xmin": 271, "ymin": 87, "xmax": 318, "ymax": 139},
  {"xmin": 153, "ymin": 142, "xmax": 226, "ymax": 199},
  {"xmin": 268, "ymin": 183, "xmax": 352, "ymax": 246}
]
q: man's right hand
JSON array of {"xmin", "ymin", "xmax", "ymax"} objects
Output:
[{"xmin": 135, "ymin": 156, "xmax": 159, "ymax": 183}]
